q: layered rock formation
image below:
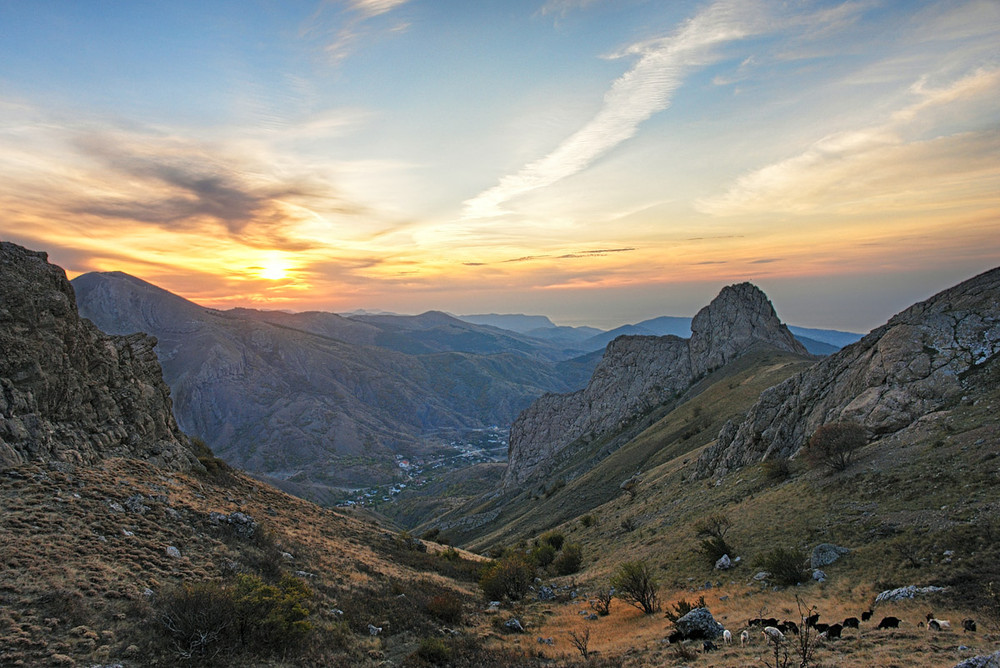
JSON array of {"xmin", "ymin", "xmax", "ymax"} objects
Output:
[
  {"xmin": 696, "ymin": 267, "xmax": 1000, "ymax": 478},
  {"xmin": 503, "ymin": 283, "xmax": 807, "ymax": 488},
  {"xmin": 0, "ymin": 242, "xmax": 197, "ymax": 470}
]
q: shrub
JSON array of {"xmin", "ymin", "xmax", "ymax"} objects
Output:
[
  {"xmin": 699, "ymin": 535, "xmax": 731, "ymax": 567},
  {"xmin": 540, "ymin": 531, "xmax": 565, "ymax": 551},
  {"xmin": 664, "ymin": 595, "xmax": 707, "ymax": 623},
  {"xmin": 590, "ymin": 587, "xmax": 613, "ymax": 616},
  {"xmin": 156, "ymin": 574, "xmax": 312, "ymax": 663},
  {"xmin": 414, "ymin": 637, "xmax": 452, "ymax": 665},
  {"xmin": 553, "ymin": 543, "xmax": 583, "ymax": 576},
  {"xmin": 753, "ymin": 548, "xmax": 808, "ymax": 586},
  {"xmin": 531, "ymin": 543, "xmax": 556, "ymax": 568},
  {"xmin": 803, "ymin": 421, "xmax": 866, "ymax": 472},
  {"xmin": 762, "ymin": 457, "xmax": 792, "ymax": 482},
  {"xmin": 479, "ymin": 554, "xmax": 535, "ymax": 601},
  {"xmin": 610, "ymin": 560, "xmax": 660, "ymax": 614},
  {"xmin": 426, "ymin": 594, "xmax": 463, "ymax": 625},
  {"xmin": 580, "ymin": 514, "xmax": 597, "ymax": 528}
]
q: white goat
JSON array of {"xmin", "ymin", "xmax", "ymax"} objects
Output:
[
  {"xmin": 723, "ymin": 629, "xmax": 732, "ymax": 644},
  {"xmin": 740, "ymin": 629, "xmax": 750, "ymax": 646},
  {"xmin": 926, "ymin": 613, "xmax": 951, "ymax": 631},
  {"xmin": 763, "ymin": 626, "xmax": 785, "ymax": 643}
]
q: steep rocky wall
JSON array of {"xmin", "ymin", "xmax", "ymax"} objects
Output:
[
  {"xmin": 503, "ymin": 282, "xmax": 808, "ymax": 489},
  {"xmin": 504, "ymin": 335, "xmax": 690, "ymax": 488},
  {"xmin": 696, "ymin": 267, "xmax": 1000, "ymax": 479},
  {"xmin": 0, "ymin": 242, "xmax": 197, "ymax": 470}
]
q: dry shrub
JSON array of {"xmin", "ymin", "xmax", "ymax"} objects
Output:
[
  {"xmin": 479, "ymin": 554, "xmax": 535, "ymax": 601},
  {"xmin": 426, "ymin": 593, "xmax": 463, "ymax": 624}
]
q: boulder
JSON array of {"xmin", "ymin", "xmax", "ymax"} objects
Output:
[
  {"xmin": 675, "ymin": 607, "xmax": 725, "ymax": 640},
  {"xmin": 715, "ymin": 554, "xmax": 732, "ymax": 570},
  {"xmin": 810, "ymin": 543, "xmax": 849, "ymax": 568},
  {"xmin": 874, "ymin": 585, "xmax": 947, "ymax": 604},
  {"xmin": 504, "ymin": 618, "xmax": 525, "ymax": 633},
  {"xmin": 812, "ymin": 569, "xmax": 826, "ymax": 582},
  {"xmin": 955, "ymin": 650, "xmax": 1000, "ymax": 668}
]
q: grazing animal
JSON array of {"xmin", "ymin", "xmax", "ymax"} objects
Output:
[
  {"xmin": 778, "ymin": 620, "xmax": 799, "ymax": 635},
  {"xmin": 723, "ymin": 629, "xmax": 732, "ymax": 645},
  {"xmin": 747, "ymin": 618, "xmax": 764, "ymax": 628},
  {"xmin": 740, "ymin": 630, "xmax": 750, "ymax": 646},
  {"xmin": 805, "ymin": 613, "xmax": 820, "ymax": 628},
  {"xmin": 764, "ymin": 617, "xmax": 779, "ymax": 627},
  {"xmin": 703, "ymin": 640, "xmax": 717, "ymax": 652},
  {"xmin": 962, "ymin": 618, "xmax": 977, "ymax": 633},
  {"xmin": 667, "ymin": 629, "xmax": 684, "ymax": 644},
  {"xmin": 842, "ymin": 617, "xmax": 860, "ymax": 629},
  {"xmin": 926, "ymin": 613, "xmax": 951, "ymax": 631},
  {"xmin": 825, "ymin": 623, "xmax": 843, "ymax": 639},
  {"xmin": 813, "ymin": 623, "xmax": 830, "ymax": 634},
  {"xmin": 763, "ymin": 626, "xmax": 785, "ymax": 643},
  {"xmin": 368, "ymin": 624, "xmax": 382, "ymax": 636},
  {"xmin": 861, "ymin": 609, "xmax": 874, "ymax": 622},
  {"xmin": 877, "ymin": 616, "xmax": 901, "ymax": 630}
]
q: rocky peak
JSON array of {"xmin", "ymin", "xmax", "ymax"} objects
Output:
[
  {"xmin": 503, "ymin": 282, "xmax": 808, "ymax": 490},
  {"xmin": 689, "ymin": 282, "xmax": 807, "ymax": 377},
  {"xmin": 696, "ymin": 266, "xmax": 1000, "ymax": 479},
  {"xmin": 0, "ymin": 242, "xmax": 197, "ymax": 470}
]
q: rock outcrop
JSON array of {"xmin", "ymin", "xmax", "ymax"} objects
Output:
[
  {"xmin": 696, "ymin": 267, "xmax": 1000, "ymax": 478},
  {"xmin": 0, "ymin": 242, "xmax": 197, "ymax": 470},
  {"xmin": 504, "ymin": 283, "xmax": 807, "ymax": 488}
]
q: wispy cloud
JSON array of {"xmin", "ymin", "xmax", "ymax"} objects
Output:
[
  {"xmin": 697, "ymin": 67, "xmax": 1000, "ymax": 216},
  {"xmin": 307, "ymin": 0, "xmax": 412, "ymax": 66},
  {"xmin": 462, "ymin": 1, "xmax": 764, "ymax": 218}
]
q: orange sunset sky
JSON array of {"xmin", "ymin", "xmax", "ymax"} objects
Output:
[{"xmin": 1, "ymin": 0, "xmax": 998, "ymax": 332}]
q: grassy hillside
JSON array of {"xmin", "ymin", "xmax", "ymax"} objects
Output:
[
  {"xmin": 430, "ymin": 349, "xmax": 814, "ymax": 548},
  {"xmin": 448, "ymin": 355, "xmax": 1000, "ymax": 666}
]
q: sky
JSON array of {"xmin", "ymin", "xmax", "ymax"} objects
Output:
[{"xmin": 1, "ymin": 0, "xmax": 998, "ymax": 332}]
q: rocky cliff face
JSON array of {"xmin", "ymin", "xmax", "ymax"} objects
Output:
[
  {"xmin": 504, "ymin": 282, "xmax": 807, "ymax": 488},
  {"xmin": 696, "ymin": 267, "xmax": 1000, "ymax": 479},
  {"xmin": 0, "ymin": 242, "xmax": 197, "ymax": 470}
]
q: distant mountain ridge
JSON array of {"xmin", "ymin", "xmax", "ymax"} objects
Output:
[
  {"xmin": 503, "ymin": 282, "xmax": 810, "ymax": 489},
  {"xmin": 72, "ymin": 271, "xmax": 601, "ymax": 497}
]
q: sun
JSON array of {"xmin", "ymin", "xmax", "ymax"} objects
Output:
[{"xmin": 257, "ymin": 253, "xmax": 291, "ymax": 281}]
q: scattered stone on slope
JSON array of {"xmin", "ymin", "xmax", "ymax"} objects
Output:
[
  {"xmin": 0, "ymin": 242, "xmax": 197, "ymax": 471},
  {"xmin": 874, "ymin": 585, "xmax": 947, "ymax": 604},
  {"xmin": 696, "ymin": 267, "xmax": 1000, "ymax": 479},
  {"xmin": 955, "ymin": 650, "xmax": 1000, "ymax": 668},
  {"xmin": 811, "ymin": 543, "xmax": 850, "ymax": 568},
  {"xmin": 674, "ymin": 607, "xmax": 725, "ymax": 640}
]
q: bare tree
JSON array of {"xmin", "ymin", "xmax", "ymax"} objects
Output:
[{"xmin": 568, "ymin": 628, "xmax": 590, "ymax": 659}]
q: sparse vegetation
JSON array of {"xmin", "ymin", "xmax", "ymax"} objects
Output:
[
  {"xmin": 590, "ymin": 587, "xmax": 614, "ymax": 616},
  {"xmin": 155, "ymin": 573, "xmax": 312, "ymax": 663},
  {"xmin": 754, "ymin": 547, "xmax": 808, "ymax": 586},
  {"xmin": 553, "ymin": 542, "xmax": 583, "ymax": 575},
  {"xmin": 580, "ymin": 514, "xmax": 597, "ymax": 528},
  {"xmin": 664, "ymin": 594, "xmax": 706, "ymax": 623},
  {"xmin": 803, "ymin": 421, "xmax": 867, "ymax": 472},
  {"xmin": 568, "ymin": 627, "xmax": 590, "ymax": 659},
  {"xmin": 426, "ymin": 593, "xmax": 463, "ymax": 624},
  {"xmin": 479, "ymin": 553, "xmax": 535, "ymax": 601},
  {"xmin": 610, "ymin": 560, "xmax": 660, "ymax": 614}
]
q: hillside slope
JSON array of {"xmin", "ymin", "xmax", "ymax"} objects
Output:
[
  {"xmin": 72, "ymin": 271, "xmax": 598, "ymax": 494},
  {"xmin": 698, "ymin": 265, "xmax": 1000, "ymax": 478}
]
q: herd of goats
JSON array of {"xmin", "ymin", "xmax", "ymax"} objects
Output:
[{"xmin": 692, "ymin": 610, "xmax": 978, "ymax": 653}]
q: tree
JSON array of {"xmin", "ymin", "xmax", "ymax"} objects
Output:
[
  {"xmin": 695, "ymin": 513, "xmax": 734, "ymax": 566},
  {"xmin": 610, "ymin": 560, "xmax": 660, "ymax": 614},
  {"xmin": 803, "ymin": 421, "xmax": 866, "ymax": 472}
]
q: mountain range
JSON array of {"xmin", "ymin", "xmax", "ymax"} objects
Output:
[{"xmin": 3, "ymin": 240, "xmax": 999, "ymax": 667}]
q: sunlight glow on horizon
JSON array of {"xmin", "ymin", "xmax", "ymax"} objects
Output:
[{"xmin": 1, "ymin": 0, "xmax": 997, "ymax": 333}]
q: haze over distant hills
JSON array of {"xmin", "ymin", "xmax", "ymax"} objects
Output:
[{"xmin": 72, "ymin": 271, "xmax": 601, "ymax": 500}]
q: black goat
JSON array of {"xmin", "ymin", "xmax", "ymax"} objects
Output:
[
  {"xmin": 813, "ymin": 623, "xmax": 830, "ymax": 634},
  {"xmin": 962, "ymin": 618, "xmax": 977, "ymax": 633},
  {"xmin": 778, "ymin": 620, "xmax": 799, "ymax": 635},
  {"xmin": 703, "ymin": 640, "xmax": 717, "ymax": 652},
  {"xmin": 877, "ymin": 616, "xmax": 901, "ymax": 629},
  {"xmin": 861, "ymin": 609, "xmax": 873, "ymax": 622},
  {"xmin": 805, "ymin": 613, "xmax": 820, "ymax": 628},
  {"xmin": 825, "ymin": 623, "xmax": 843, "ymax": 639},
  {"xmin": 842, "ymin": 617, "xmax": 860, "ymax": 629}
]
